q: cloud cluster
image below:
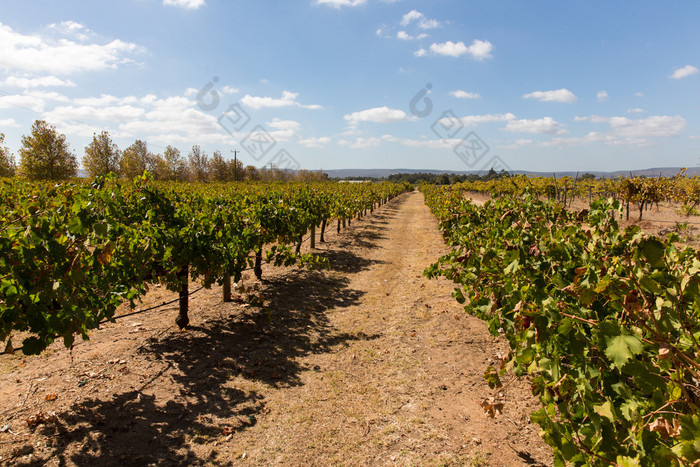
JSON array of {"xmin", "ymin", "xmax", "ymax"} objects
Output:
[
  {"xmin": 343, "ymin": 106, "xmax": 409, "ymax": 125},
  {"xmin": 163, "ymin": 0, "xmax": 206, "ymax": 9},
  {"xmin": 400, "ymin": 10, "xmax": 441, "ymax": 30},
  {"xmin": 450, "ymin": 90, "xmax": 480, "ymax": 99},
  {"xmin": 670, "ymin": 65, "xmax": 698, "ymax": 80},
  {"xmin": 417, "ymin": 39, "xmax": 493, "ymax": 60},
  {"xmin": 0, "ymin": 22, "xmax": 142, "ymax": 75},
  {"xmin": 240, "ymin": 91, "xmax": 322, "ymax": 110},
  {"xmin": 314, "ymin": 0, "xmax": 367, "ymax": 8},
  {"xmin": 523, "ymin": 89, "xmax": 577, "ymax": 103}
]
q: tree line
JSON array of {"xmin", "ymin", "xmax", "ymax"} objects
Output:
[
  {"xmin": 0, "ymin": 120, "xmax": 327, "ymax": 182},
  {"xmin": 386, "ymin": 167, "xmax": 511, "ymax": 185}
]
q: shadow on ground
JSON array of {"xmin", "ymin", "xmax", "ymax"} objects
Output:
[{"xmin": 12, "ymin": 197, "xmax": 405, "ymax": 466}]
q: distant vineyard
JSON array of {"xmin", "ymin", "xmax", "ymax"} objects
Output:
[
  {"xmin": 0, "ymin": 174, "xmax": 409, "ymax": 354},
  {"xmin": 451, "ymin": 170, "xmax": 700, "ymax": 221},
  {"xmin": 422, "ymin": 182, "xmax": 700, "ymax": 465}
]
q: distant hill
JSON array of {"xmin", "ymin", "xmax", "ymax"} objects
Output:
[{"xmin": 323, "ymin": 167, "xmax": 700, "ymax": 179}]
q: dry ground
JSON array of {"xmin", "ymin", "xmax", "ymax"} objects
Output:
[{"xmin": 0, "ymin": 191, "xmax": 553, "ymax": 466}]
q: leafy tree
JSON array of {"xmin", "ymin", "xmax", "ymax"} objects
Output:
[
  {"xmin": 83, "ymin": 131, "xmax": 121, "ymax": 178},
  {"xmin": 120, "ymin": 140, "xmax": 152, "ymax": 179},
  {"xmin": 435, "ymin": 173, "xmax": 450, "ymax": 185},
  {"xmin": 244, "ymin": 164, "xmax": 260, "ymax": 181},
  {"xmin": 18, "ymin": 120, "xmax": 77, "ymax": 180},
  {"xmin": 209, "ymin": 150, "xmax": 230, "ymax": 182},
  {"xmin": 187, "ymin": 145, "xmax": 210, "ymax": 181},
  {"xmin": 0, "ymin": 132, "xmax": 15, "ymax": 177},
  {"xmin": 148, "ymin": 153, "xmax": 169, "ymax": 180},
  {"xmin": 162, "ymin": 145, "xmax": 188, "ymax": 181}
]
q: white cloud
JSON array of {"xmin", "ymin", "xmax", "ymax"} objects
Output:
[
  {"xmin": 240, "ymin": 90, "xmax": 322, "ymax": 110},
  {"xmin": 338, "ymin": 137, "xmax": 383, "ymax": 148},
  {"xmin": 497, "ymin": 138, "xmax": 533, "ymax": 150},
  {"xmin": 635, "ymin": 92, "xmax": 644, "ymax": 97},
  {"xmin": 597, "ymin": 90, "xmax": 608, "ymax": 102},
  {"xmin": 397, "ymin": 30, "xmax": 428, "ymax": 41},
  {"xmin": 398, "ymin": 138, "xmax": 457, "ymax": 149},
  {"xmin": 450, "ymin": 90, "xmax": 480, "ymax": 99},
  {"xmin": 47, "ymin": 21, "xmax": 92, "ymax": 41},
  {"xmin": 539, "ymin": 132, "xmax": 615, "ymax": 147},
  {"xmin": 314, "ymin": 0, "xmax": 366, "ymax": 8},
  {"xmin": 0, "ymin": 118, "xmax": 20, "ymax": 128},
  {"xmin": 504, "ymin": 117, "xmax": 566, "ymax": 134},
  {"xmin": 400, "ymin": 10, "xmax": 423, "ymax": 26},
  {"xmin": 344, "ymin": 106, "xmax": 409, "ymax": 125},
  {"xmin": 418, "ymin": 18, "xmax": 440, "ymax": 30},
  {"xmin": 2, "ymin": 75, "xmax": 76, "ymax": 88},
  {"xmin": 163, "ymin": 0, "xmax": 206, "ymax": 9},
  {"xmin": 0, "ymin": 22, "xmax": 143, "ymax": 75},
  {"xmin": 267, "ymin": 118, "xmax": 301, "ymax": 132},
  {"xmin": 596, "ymin": 115, "xmax": 686, "ymax": 138},
  {"xmin": 0, "ymin": 93, "xmax": 47, "ymax": 112},
  {"xmin": 670, "ymin": 65, "xmax": 698, "ymax": 80},
  {"xmin": 400, "ymin": 10, "xmax": 441, "ymax": 29},
  {"xmin": 522, "ymin": 89, "xmax": 577, "ymax": 103},
  {"xmin": 266, "ymin": 118, "xmax": 301, "ymax": 140},
  {"xmin": 627, "ymin": 108, "xmax": 645, "ymax": 113},
  {"xmin": 299, "ymin": 136, "xmax": 331, "ymax": 148},
  {"xmin": 44, "ymin": 104, "xmax": 146, "ymax": 122},
  {"xmin": 428, "ymin": 40, "xmax": 493, "ymax": 60},
  {"xmin": 436, "ymin": 113, "xmax": 515, "ymax": 128},
  {"xmin": 414, "ymin": 48, "xmax": 427, "ymax": 57}
]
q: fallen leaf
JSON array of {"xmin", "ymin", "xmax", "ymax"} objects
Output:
[{"xmin": 45, "ymin": 393, "xmax": 57, "ymax": 401}]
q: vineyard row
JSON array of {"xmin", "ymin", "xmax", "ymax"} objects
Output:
[{"xmin": 0, "ymin": 175, "xmax": 410, "ymax": 354}]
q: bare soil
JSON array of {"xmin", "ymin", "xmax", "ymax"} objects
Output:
[{"xmin": 0, "ymin": 191, "xmax": 552, "ymax": 466}]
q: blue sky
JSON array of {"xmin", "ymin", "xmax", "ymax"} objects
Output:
[{"xmin": 0, "ymin": 0, "xmax": 698, "ymax": 173}]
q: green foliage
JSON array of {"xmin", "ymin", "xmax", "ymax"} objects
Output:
[
  {"xmin": 120, "ymin": 140, "xmax": 152, "ymax": 179},
  {"xmin": 0, "ymin": 132, "xmax": 15, "ymax": 177},
  {"xmin": 187, "ymin": 145, "xmax": 209, "ymax": 181},
  {"xmin": 83, "ymin": 131, "xmax": 121, "ymax": 178},
  {"xmin": 0, "ymin": 177, "xmax": 408, "ymax": 355},
  {"xmin": 18, "ymin": 120, "xmax": 77, "ymax": 180},
  {"xmin": 422, "ymin": 184, "xmax": 700, "ymax": 466}
]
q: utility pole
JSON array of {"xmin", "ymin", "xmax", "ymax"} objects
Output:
[{"xmin": 231, "ymin": 149, "xmax": 239, "ymax": 181}]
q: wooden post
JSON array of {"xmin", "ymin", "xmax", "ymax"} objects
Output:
[
  {"xmin": 175, "ymin": 265, "xmax": 189, "ymax": 329},
  {"xmin": 254, "ymin": 244, "xmax": 263, "ymax": 280},
  {"xmin": 223, "ymin": 273, "xmax": 232, "ymax": 302},
  {"xmin": 310, "ymin": 224, "xmax": 316, "ymax": 249},
  {"xmin": 569, "ymin": 172, "xmax": 579, "ymax": 208}
]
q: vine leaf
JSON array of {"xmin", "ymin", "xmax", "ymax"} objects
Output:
[{"xmin": 603, "ymin": 327, "xmax": 643, "ymax": 369}]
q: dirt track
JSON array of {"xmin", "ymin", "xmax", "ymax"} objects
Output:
[{"xmin": 0, "ymin": 191, "xmax": 552, "ymax": 466}]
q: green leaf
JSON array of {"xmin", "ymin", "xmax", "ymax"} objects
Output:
[
  {"xmin": 616, "ymin": 455, "xmax": 640, "ymax": 467},
  {"xmin": 605, "ymin": 330, "xmax": 644, "ymax": 369},
  {"xmin": 639, "ymin": 238, "xmax": 665, "ymax": 269},
  {"xmin": 594, "ymin": 400, "xmax": 615, "ymax": 420}
]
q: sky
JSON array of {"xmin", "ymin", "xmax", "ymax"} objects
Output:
[{"xmin": 0, "ymin": 0, "xmax": 698, "ymax": 173}]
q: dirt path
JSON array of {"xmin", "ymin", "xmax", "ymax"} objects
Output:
[{"xmin": 0, "ymin": 191, "xmax": 552, "ymax": 466}]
